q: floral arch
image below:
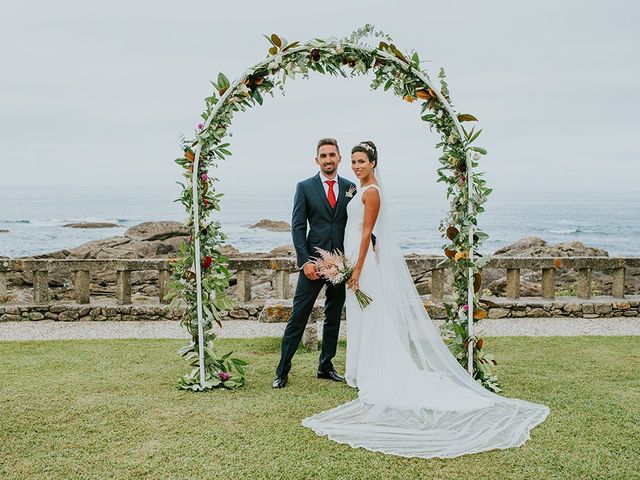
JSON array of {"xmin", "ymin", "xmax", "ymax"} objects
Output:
[{"xmin": 170, "ymin": 26, "xmax": 498, "ymax": 392}]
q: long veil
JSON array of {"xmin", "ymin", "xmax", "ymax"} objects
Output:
[{"xmin": 302, "ymin": 166, "xmax": 550, "ymax": 459}]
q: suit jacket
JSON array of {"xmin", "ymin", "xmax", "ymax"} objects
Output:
[{"xmin": 291, "ymin": 173, "xmax": 357, "ymax": 269}]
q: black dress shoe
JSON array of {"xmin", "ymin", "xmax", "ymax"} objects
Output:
[
  {"xmin": 317, "ymin": 370, "xmax": 345, "ymax": 382},
  {"xmin": 272, "ymin": 376, "xmax": 288, "ymax": 389}
]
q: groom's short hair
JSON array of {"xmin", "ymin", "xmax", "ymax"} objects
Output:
[{"xmin": 317, "ymin": 138, "xmax": 340, "ymax": 154}]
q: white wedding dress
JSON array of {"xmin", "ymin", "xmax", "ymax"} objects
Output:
[{"xmin": 302, "ymin": 184, "xmax": 550, "ymax": 459}]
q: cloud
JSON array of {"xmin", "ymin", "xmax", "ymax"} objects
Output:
[{"xmin": 0, "ymin": 0, "xmax": 638, "ymax": 194}]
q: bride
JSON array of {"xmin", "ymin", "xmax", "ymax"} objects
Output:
[{"xmin": 302, "ymin": 141, "xmax": 550, "ymax": 458}]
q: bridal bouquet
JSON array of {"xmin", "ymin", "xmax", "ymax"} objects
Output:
[{"xmin": 311, "ymin": 248, "xmax": 373, "ymax": 309}]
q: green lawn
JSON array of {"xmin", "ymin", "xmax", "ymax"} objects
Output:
[{"xmin": 1, "ymin": 336, "xmax": 639, "ymax": 480}]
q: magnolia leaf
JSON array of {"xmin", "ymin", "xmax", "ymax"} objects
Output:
[
  {"xmin": 470, "ymin": 146, "xmax": 487, "ymax": 155},
  {"xmin": 457, "ymin": 113, "xmax": 478, "ymax": 122},
  {"xmin": 270, "ymin": 33, "xmax": 282, "ymax": 47},
  {"xmin": 473, "ymin": 272, "xmax": 482, "ymax": 293},
  {"xmin": 283, "ymin": 41, "xmax": 300, "ymax": 51},
  {"xmin": 251, "ymin": 88, "xmax": 263, "ymax": 106},
  {"xmin": 217, "ymin": 72, "xmax": 230, "ymax": 89},
  {"xmin": 473, "ymin": 309, "xmax": 487, "ymax": 320}
]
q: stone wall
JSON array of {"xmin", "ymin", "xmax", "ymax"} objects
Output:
[
  {"xmin": 483, "ymin": 298, "xmax": 639, "ymax": 319},
  {"xmin": 2, "ymin": 256, "xmax": 639, "ymax": 323},
  {"xmin": 0, "ymin": 304, "xmax": 184, "ymax": 322},
  {"xmin": 2, "ymin": 295, "xmax": 638, "ymax": 323}
]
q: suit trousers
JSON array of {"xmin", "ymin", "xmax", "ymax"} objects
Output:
[{"xmin": 276, "ymin": 272, "xmax": 345, "ymax": 378}]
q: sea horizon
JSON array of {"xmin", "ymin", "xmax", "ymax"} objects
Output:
[{"xmin": 1, "ymin": 184, "xmax": 638, "ymax": 258}]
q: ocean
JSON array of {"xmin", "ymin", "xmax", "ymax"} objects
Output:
[{"xmin": 1, "ymin": 185, "xmax": 638, "ymax": 258}]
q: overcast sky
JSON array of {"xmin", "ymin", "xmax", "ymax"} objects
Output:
[{"xmin": 1, "ymin": 0, "xmax": 638, "ymax": 195}]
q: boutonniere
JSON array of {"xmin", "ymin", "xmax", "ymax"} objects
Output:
[{"xmin": 345, "ymin": 185, "xmax": 356, "ymax": 198}]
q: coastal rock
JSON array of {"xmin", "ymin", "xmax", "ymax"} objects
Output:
[
  {"xmin": 70, "ymin": 237, "xmax": 150, "ymax": 259},
  {"xmin": 249, "ymin": 219, "xmax": 291, "ymax": 232},
  {"xmin": 63, "ymin": 222, "xmax": 119, "ymax": 229},
  {"xmin": 494, "ymin": 237, "xmax": 547, "ymax": 256},
  {"xmin": 10, "ymin": 221, "xmax": 189, "ymax": 297},
  {"xmin": 270, "ymin": 244, "xmax": 295, "ymax": 256},
  {"xmin": 0, "ymin": 229, "xmax": 9, "ymax": 233},
  {"xmin": 484, "ymin": 279, "xmax": 541, "ymax": 297},
  {"xmin": 482, "ymin": 236, "xmax": 635, "ymax": 298},
  {"xmin": 494, "ymin": 236, "xmax": 608, "ymax": 258},
  {"xmin": 124, "ymin": 221, "xmax": 188, "ymax": 241},
  {"xmin": 220, "ymin": 245, "xmax": 240, "ymax": 255}
]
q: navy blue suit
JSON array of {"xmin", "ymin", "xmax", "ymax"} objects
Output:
[{"xmin": 276, "ymin": 173, "xmax": 356, "ymax": 377}]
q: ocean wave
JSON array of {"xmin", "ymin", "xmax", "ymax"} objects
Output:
[{"xmin": 548, "ymin": 227, "xmax": 582, "ymax": 234}]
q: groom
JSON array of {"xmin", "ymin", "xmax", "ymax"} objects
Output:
[{"xmin": 273, "ymin": 138, "xmax": 356, "ymax": 388}]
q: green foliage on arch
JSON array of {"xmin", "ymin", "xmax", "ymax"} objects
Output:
[{"xmin": 171, "ymin": 25, "xmax": 499, "ymax": 392}]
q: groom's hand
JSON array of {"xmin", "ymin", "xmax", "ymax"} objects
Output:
[{"xmin": 303, "ymin": 263, "xmax": 320, "ymax": 281}]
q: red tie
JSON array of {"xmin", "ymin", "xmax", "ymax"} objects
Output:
[{"xmin": 326, "ymin": 180, "xmax": 337, "ymax": 208}]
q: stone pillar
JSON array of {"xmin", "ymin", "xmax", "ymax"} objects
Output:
[
  {"xmin": 73, "ymin": 270, "xmax": 91, "ymax": 304},
  {"xmin": 116, "ymin": 270, "xmax": 132, "ymax": 305},
  {"xmin": 302, "ymin": 321, "xmax": 318, "ymax": 350},
  {"xmin": 612, "ymin": 267, "xmax": 625, "ymax": 298},
  {"xmin": 274, "ymin": 270, "xmax": 291, "ymax": 299},
  {"xmin": 541, "ymin": 268, "xmax": 556, "ymax": 300},
  {"xmin": 431, "ymin": 268, "xmax": 445, "ymax": 301},
  {"xmin": 158, "ymin": 269, "xmax": 170, "ymax": 304},
  {"xmin": 577, "ymin": 268, "xmax": 591, "ymax": 299},
  {"xmin": 236, "ymin": 270, "xmax": 252, "ymax": 302},
  {"xmin": 33, "ymin": 270, "xmax": 49, "ymax": 304},
  {"xmin": 505, "ymin": 268, "xmax": 520, "ymax": 299},
  {"xmin": 0, "ymin": 272, "xmax": 7, "ymax": 302}
]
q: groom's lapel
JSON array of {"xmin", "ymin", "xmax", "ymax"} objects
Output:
[{"xmin": 312, "ymin": 173, "xmax": 333, "ymax": 217}]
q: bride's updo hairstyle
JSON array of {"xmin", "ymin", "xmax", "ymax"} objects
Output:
[{"xmin": 351, "ymin": 140, "xmax": 378, "ymax": 168}]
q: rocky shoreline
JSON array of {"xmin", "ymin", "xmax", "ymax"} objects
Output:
[{"xmin": 1, "ymin": 221, "xmax": 638, "ymax": 304}]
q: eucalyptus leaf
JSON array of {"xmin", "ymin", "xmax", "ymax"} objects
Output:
[{"xmin": 469, "ymin": 146, "xmax": 487, "ymax": 155}]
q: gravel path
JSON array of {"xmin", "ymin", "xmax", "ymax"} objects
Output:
[{"xmin": 1, "ymin": 317, "xmax": 639, "ymax": 341}]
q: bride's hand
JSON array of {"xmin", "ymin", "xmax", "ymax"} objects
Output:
[{"xmin": 347, "ymin": 267, "xmax": 361, "ymax": 291}]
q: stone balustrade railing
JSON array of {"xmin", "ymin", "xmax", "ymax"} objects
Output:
[
  {"xmin": 0, "ymin": 259, "xmax": 172, "ymax": 305},
  {"xmin": 229, "ymin": 255, "xmax": 639, "ymax": 302},
  {"xmin": 1, "ymin": 256, "xmax": 638, "ymax": 308}
]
